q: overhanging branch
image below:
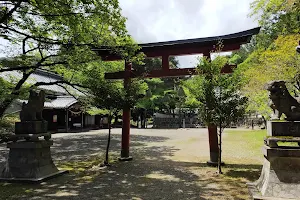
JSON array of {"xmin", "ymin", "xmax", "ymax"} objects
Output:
[
  {"xmin": 18, "ymin": 10, "xmax": 100, "ymax": 17},
  {"xmin": 57, "ymin": 83, "xmax": 78, "ymax": 99},
  {"xmin": 0, "ymin": 66, "xmax": 33, "ymax": 72},
  {"xmin": 0, "ymin": 61, "xmax": 67, "ymax": 73},
  {"xmin": 0, "ymin": 25, "xmax": 97, "ymax": 47},
  {"xmin": 58, "ymin": 83, "xmax": 90, "ymax": 97},
  {"xmin": 33, "ymin": 80, "xmax": 88, "ymax": 89},
  {"xmin": 0, "ymin": 0, "xmax": 23, "ymax": 25}
]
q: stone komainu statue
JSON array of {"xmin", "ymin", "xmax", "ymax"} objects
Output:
[
  {"xmin": 266, "ymin": 80, "xmax": 300, "ymax": 121},
  {"xmin": 20, "ymin": 90, "xmax": 45, "ymax": 122}
]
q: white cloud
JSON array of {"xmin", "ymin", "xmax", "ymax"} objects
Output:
[
  {"xmin": 119, "ymin": 0, "xmax": 258, "ymax": 68},
  {"xmin": 0, "ymin": 0, "xmax": 258, "ymax": 67}
]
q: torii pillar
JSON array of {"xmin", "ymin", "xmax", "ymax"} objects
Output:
[
  {"xmin": 119, "ymin": 61, "xmax": 133, "ymax": 161},
  {"xmin": 203, "ymin": 52, "xmax": 221, "ymax": 166}
]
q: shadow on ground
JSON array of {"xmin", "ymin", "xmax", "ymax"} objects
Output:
[{"xmin": 0, "ymin": 132, "xmax": 262, "ymax": 200}]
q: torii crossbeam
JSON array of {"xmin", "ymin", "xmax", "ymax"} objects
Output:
[{"xmin": 93, "ymin": 27, "xmax": 260, "ymax": 164}]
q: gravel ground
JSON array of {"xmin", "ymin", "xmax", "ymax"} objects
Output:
[{"xmin": 0, "ymin": 128, "xmax": 262, "ymax": 200}]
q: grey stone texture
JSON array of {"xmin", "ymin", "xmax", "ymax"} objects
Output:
[
  {"xmin": 266, "ymin": 80, "xmax": 300, "ymax": 121},
  {"xmin": 0, "ymin": 140, "xmax": 66, "ymax": 182},
  {"xmin": 0, "ymin": 90, "xmax": 66, "ymax": 182},
  {"xmin": 267, "ymin": 121, "xmax": 300, "ymax": 137},
  {"xmin": 15, "ymin": 120, "xmax": 48, "ymax": 134},
  {"xmin": 264, "ymin": 137, "xmax": 300, "ymax": 148},
  {"xmin": 20, "ymin": 90, "xmax": 45, "ymax": 122}
]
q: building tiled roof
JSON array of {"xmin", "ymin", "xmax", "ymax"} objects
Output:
[
  {"xmin": 0, "ymin": 69, "xmax": 84, "ymax": 96},
  {"xmin": 44, "ymin": 96, "xmax": 78, "ymax": 109},
  {"xmin": 17, "ymin": 96, "xmax": 78, "ymax": 109},
  {"xmin": 1, "ymin": 69, "xmax": 86, "ymax": 114}
]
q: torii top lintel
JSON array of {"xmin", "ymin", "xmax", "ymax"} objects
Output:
[{"xmin": 93, "ymin": 27, "xmax": 260, "ymax": 61}]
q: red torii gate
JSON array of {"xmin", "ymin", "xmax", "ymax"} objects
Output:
[{"xmin": 93, "ymin": 27, "xmax": 260, "ymax": 164}]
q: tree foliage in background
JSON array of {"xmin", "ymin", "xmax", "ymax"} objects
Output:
[
  {"xmin": 249, "ymin": 0, "xmax": 299, "ymax": 50},
  {"xmin": 80, "ymin": 61, "xmax": 148, "ymax": 122},
  {"xmin": 250, "ymin": 0, "xmax": 299, "ymax": 36},
  {"xmin": 134, "ymin": 57, "xmax": 182, "ymax": 115},
  {"xmin": 0, "ymin": 0, "xmax": 141, "ymax": 118},
  {"xmin": 82, "ymin": 57, "xmax": 180, "ymax": 127},
  {"xmin": 238, "ymin": 35, "xmax": 300, "ymax": 118},
  {"xmin": 229, "ymin": 0, "xmax": 299, "ymax": 65},
  {"xmin": 229, "ymin": 0, "xmax": 300, "ymax": 119}
]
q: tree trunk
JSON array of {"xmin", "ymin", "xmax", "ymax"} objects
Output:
[
  {"xmin": 218, "ymin": 121, "xmax": 223, "ymax": 174},
  {"xmin": 114, "ymin": 114, "xmax": 119, "ymax": 126},
  {"xmin": 141, "ymin": 109, "xmax": 146, "ymax": 128},
  {"xmin": 0, "ymin": 72, "xmax": 32, "ymax": 118},
  {"xmin": 140, "ymin": 111, "xmax": 144, "ymax": 128},
  {"xmin": 104, "ymin": 110, "xmax": 112, "ymax": 166},
  {"xmin": 144, "ymin": 109, "xmax": 147, "ymax": 129},
  {"xmin": 0, "ymin": 98, "xmax": 14, "ymax": 118},
  {"xmin": 262, "ymin": 116, "xmax": 267, "ymax": 129}
]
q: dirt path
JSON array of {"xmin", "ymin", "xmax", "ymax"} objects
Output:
[{"xmin": 0, "ymin": 128, "xmax": 262, "ymax": 200}]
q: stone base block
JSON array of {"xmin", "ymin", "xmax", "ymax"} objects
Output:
[
  {"xmin": 267, "ymin": 121, "xmax": 300, "ymax": 137},
  {"xmin": 15, "ymin": 121, "xmax": 48, "ymax": 134},
  {"xmin": 0, "ymin": 170, "xmax": 68, "ymax": 183},
  {"xmin": 248, "ymin": 146, "xmax": 300, "ymax": 199},
  {"xmin": 15, "ymin": 133, "xmax": 52, "ymax": 142},
  {"xmin": 0, "ymin": 140, "xmax": 67, "ymax": 183},
  {"xmin": 118, "ymin": 156, "xmax": 133, "ymax": 161},
  {"xmin": 247, "ymin": 183, "xmax": 297, "ymax": 200},
  {"xmin": 206, "ymin": 151, "xmax": 225, "ymax": 167},
  {"xmin": 206, "ymin": 161, "xmax": 225, "ymax": 167},
  {"xmin": 264, "ymin": 137, "xmax": 300, "ymax": 148}
]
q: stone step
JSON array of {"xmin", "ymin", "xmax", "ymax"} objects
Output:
[{"xmin": 264, "ymin": 137, "xmax": 300, "ymax": 148}]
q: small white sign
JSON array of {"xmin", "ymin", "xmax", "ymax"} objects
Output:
[{"xmin": 53, "ymin": 115, "xmax": 57, "ymax": 122}]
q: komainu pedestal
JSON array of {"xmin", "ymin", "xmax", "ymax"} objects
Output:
[
  {"xmin": 267, "ymin": 121, "xmax": 300, "ymax": 137},
  {"xmin": 15, "ymin": 121, "xmax": 48, "ymax": 135},
  {"xmin": 0, "ymin": 90, "xmax": 67, "ymax": 182},
  {"xmin": 0, "ymin": 140, "xmax": 67, "ymax": 182},
  {"xmin": 248, "ymin": 134, "xmax": 300, "ymax": 200}
]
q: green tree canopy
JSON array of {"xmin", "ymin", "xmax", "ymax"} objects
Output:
[
  {"xmin": 0, "ymin": 0, "xmax": 140, "ymax": 117},
  {"xmin": 228, "ymin": 0, "xmax": 300, "ymax": 119},
  {"xmin": 81, "ymin": 61, "xmax": 148, "ymax": 113},
  {"xmin": 238, "ymin": 34, "xmax": 300, "ymax": 118},
  {"xmin": 186, "ymin": 56, "xmax": 247, "ymax": 126}
]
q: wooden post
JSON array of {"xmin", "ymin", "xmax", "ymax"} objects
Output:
[
  {"xmin": 81, "ymin": 112, "xmax": 84, "ymax": 130},
  {"xmin": 162, "ymin": 55, "xmax": 169, "ymax": 71},
  {"xmin": 207, "ymin": 124, "xmax": 219, "ymax": 166},
  {"xmin": 65, "ymin": 109, "xmax": 69, "ymax": 133},
  {"xmin": 119, "ymin": 61, "xmax": 133, "ymax": 161},
  {"xmin": 203, "ymin": 51, "xmax": 220, "ymax": 166}
]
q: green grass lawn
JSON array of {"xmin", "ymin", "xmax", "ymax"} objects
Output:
[{"xmin": 223, "ymin": 129, "xmax": 266, "ymax": 164}]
